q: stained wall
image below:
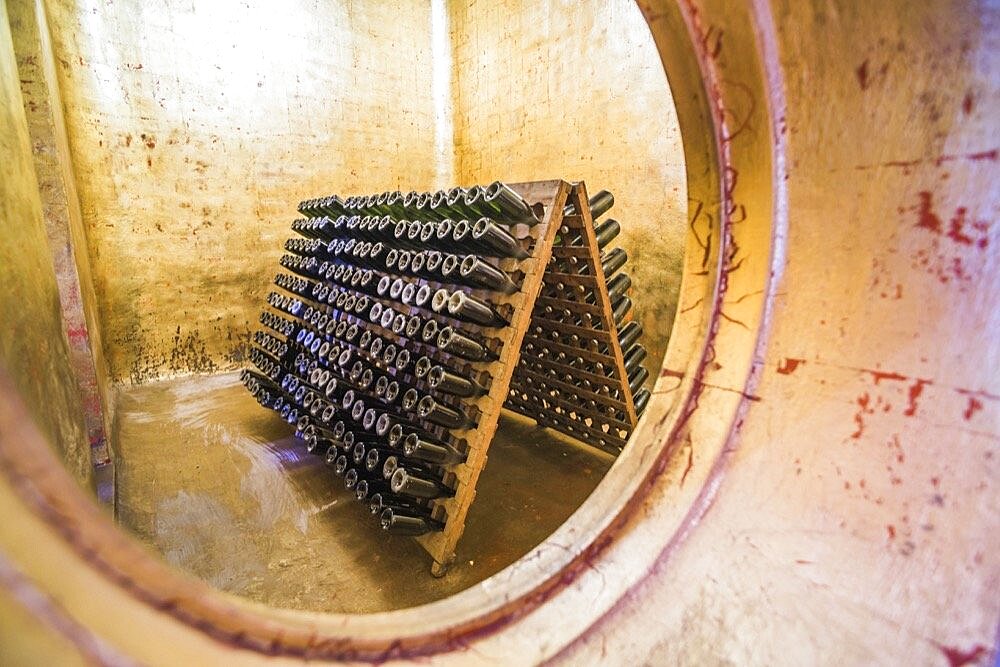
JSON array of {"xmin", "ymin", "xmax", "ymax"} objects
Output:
[
  {"xmin": 448, "ymin": 0, "xmax": 687, "ymax": 370},
  {"xmin": 0, "ymin": 4, "xmax": 92, "ymax": 489},
  {"xmin": 43, "ymin": 0, "xmax": 445, "ymax": 384},
  {"xmin": 9, "ymin": 0, "xmax": 113, "ymax": 496},
  {"xmin": 38, "ymin": 0, "xmax": 684, "ymax": 386}
]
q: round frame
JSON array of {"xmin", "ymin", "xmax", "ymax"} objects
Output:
[{"xmin": 0, "ymin": 0, "xmax": 786, "ymax": 662}]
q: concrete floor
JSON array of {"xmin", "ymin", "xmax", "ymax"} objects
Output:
[{"xmin": 112, "ymin": 372, "xmax": 613, "ymax": 613}]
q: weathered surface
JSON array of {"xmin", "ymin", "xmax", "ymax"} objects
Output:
[
  {"xmin": 43, "ymin": 0, "xmax": 444, "ymax": 384},
  {"xmin": 0, "ymin": 1, "xmax": 92, "ymax": 491},
  {"xmin": 449, "ymin": 0, "xmax": 687, "ymax": 377},
  {"xmin": 112, "ymin": 373, "xmax": 612, "ymax": 612},
  {"xmin": 9, "ymin": 0, "xmax": 113, "ymax": 497},
  {"xmin": 35, "ymin": 0, "xmax": 684, "ymax": 387},
  {"xmin": 0, "ymin": 0, "xmax": 996, "ymax": 664}
]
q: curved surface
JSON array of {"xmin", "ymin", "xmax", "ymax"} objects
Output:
[{"xmin": 0, "ymin": 0, "xmax": 997, "ymax": 664}]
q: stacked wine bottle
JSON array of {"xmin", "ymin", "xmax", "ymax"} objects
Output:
[
  {"xmin": 242, "ymin": 182, "xmax": 545, "ymax": 539},
  {"xmin": 505, "ymin": 189, "xmax": 649, "ymax": 454},
  {"xmin": 241, "ymin": 180, "xmax": 649, "ymax": 568}
]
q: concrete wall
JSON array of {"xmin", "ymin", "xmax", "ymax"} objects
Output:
[
  {"xmin": 449, "ymin": 0, "xmax": 686, "ymax": 369},
  {"xmin": 43, "ymin": 0, "xmax": 445, "ymax": 384},
  {"xmin": 9, "ymin": 0, "xmax": 113, "ymax": 497},
  {"xmin": 36, "ymin": 0, "xmax": 682, "ymax": 385},
  {"xmin": 0, "ymin": 2, "xmax": 92, "ymax": 490},
  {"xmin": 0, "ymin": 0, "xmax": 997, "ymax": 663}
]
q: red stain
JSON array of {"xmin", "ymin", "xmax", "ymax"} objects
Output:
[
  {"xmin": 65, "ymin": 324, "xmax": 88, "ymax": 341},
  {"xmin": 851, "ymin": 392, "xmax": 872, "ymax": 439},
  {"xmin": 956, "ymin": 387, "xmax": 1000, "ymax": 401},
  {"xmin": 903, "ymin": 379, "xmax": 930, "ymax": 416},
  {"xmin": 936, "ymin": 148, "xmax": 997, "ymax": 165},
  {"xmin": 945, "ymin": 207, "xmax": 989, "ymax": 248},
  {"xmin": 915, "ymin": 191, "xmax": 942, "ymax": 232},
  {"xmin": 963, "ymin": 397, "xmax": 983, "ymax": 421},
  {"xmin": 936, "ymin": 643, "xmax": 989, "ymax": 667},
  {"xmin": 660, "ymin": 368, "xmax": 684, "ymax": 379},
  {"xmin": 856, "ymin": 59, "xmax": 870, "ymax": 89},
  {"xmin": 776, "ymin": 358, "xmax": 805, "ymax": 375},
  {"xmin": 886, "ymin": 524, "xmax": 896, "ymax": 539},
  {"xmin": 868, "ymin": 369, "xmax": 908, "ymax": 384},
  {"xmin": 702, "ymin": 25, "xmax": 723, "ymax": 59},
  {"xmin": 962, "ymin": 92, "xmax": 974, "ymax": 115}
]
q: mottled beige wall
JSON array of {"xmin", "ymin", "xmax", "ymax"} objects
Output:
[
  {"xmin": 10, "ymin": 0, "xmax": 114, "ymax": 493},
  {"xmin": 0, "ymin": 3, "xmax": 92, "ymax": 489},
  {"xmin": 45, "ymin": 0, "xmax": 443, "ymax": 384},
  {"xmin": 40, "ymin": 0, "xmax": 682, "ymax": 385},
  {"xmin": 449, "ymin": 0, "xmax": 686, "ymax": 370}
]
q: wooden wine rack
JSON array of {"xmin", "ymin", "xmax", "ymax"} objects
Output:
[
  {"xmin": 249, "ymin": 179, "xmax": 642, "ymax": 576},
  {"xmin": 417, "ymin": 181, "xmax": 640, "ymax": 574}
]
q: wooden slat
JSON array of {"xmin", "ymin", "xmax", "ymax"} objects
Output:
[
  {"xmin": 516, "ymin": 354, "xmax": 625, "ymax": 393},
  {"xmin": 506, "ymin": 384, "xmax": 633, "ymax": 433},
  {"xmin": 526, "ymin": 317, "xmax": 612, "ymax": 344},
  {"xmin": 504, "ymin": 398, "xmax": 627, "ymax": 454},
  {"xmin": 414, "ymin": 180, "xmax": 571, "ymax": 575},
  {"xmin": 522, "ymin": 332, "xmax": 619, "ymax": 368},
  {"xmin": 504, "ymin": 181, "xmax": 639, "ymax": 454},
  {"xmin": 513, "ymin": 367, "xmax": 626, "ymax": 412}
]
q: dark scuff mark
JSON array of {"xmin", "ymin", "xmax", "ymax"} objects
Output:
[{"xmin": 856, "ymin": 60, "xmax": 870, "ymax": 89}]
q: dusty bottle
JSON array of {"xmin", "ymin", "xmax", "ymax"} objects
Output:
[
  {"xmin": 576, "ymin": 189, "xmax": 614, "ymax": 219},
  {"xmin": 379, "ymin": 507, "xmax": 444, "ymax": 535},
  {"xmin": 402, "ymin": 433, "xmax": 467, "ymax": 465},
  {"xmin": 390, "ymin": 467, "xmax": 454, "ymax": 500}
]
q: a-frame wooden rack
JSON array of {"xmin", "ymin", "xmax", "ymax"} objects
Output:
[{"xmin": 419, "ymin": 180, "xmax": 639, "ymax": 575}]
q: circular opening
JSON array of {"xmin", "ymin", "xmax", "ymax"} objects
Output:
[{"xmin": 0, "ymin": 0, "xmax": 788, "ymax": 656}]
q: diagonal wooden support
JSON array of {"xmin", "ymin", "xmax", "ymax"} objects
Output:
[
  {"xmin": 415, "ymin": 181, "xmax": 639, "ymax": 574},
  {"xmin": 504, "ymin": 182, "xmax": 639, "ymax": 455},
  {"xmin": 415, "ymin": 180, "xmax": 571, "ymax": 575}
]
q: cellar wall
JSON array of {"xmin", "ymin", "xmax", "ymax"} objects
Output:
[
  {"xmin": 448, "ymin": 0, "xmax": 687, "ymax": 371},
  {"xmin": 33, "ymin": 0, "xmax": 685, "ymax": 387},
  {"xmin": 0, "ymin": 5, "xmax": 93, "ymax": 490},
  {"xmin": 42, "ymin": 0, "xmax": 446, "ymax": 384}
]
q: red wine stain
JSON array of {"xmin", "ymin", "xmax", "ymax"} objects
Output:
[
  {"xmin": 903, "ymin": 379, "xmax": 930, "ymax": 417},
  {"xmin": 962, "ymin": 92, "xmax": 975, "ymax": 115},
  {"xmin": 851, "ymin": 392, "xmax": 872, "ymax": 439},
  {"xmin": 945, "ymin": 206, "xmax": 989, "ymax": 248},
  {"xmin": 935, "ymin": 148, "xmax": 998, "ymax": 165},
  {"xmin": 868, "ymin": 369, "xmax": 908, "ymax": 384},
  {"xmin": 936, "ymin": 643, "xmax": 988, "ymax": 667},
  {"xmin": 856, "ymin": 59, "xmax": 870, "ymax": 89},
  {"xmin": 963, "ymin": 397, "xmax": 983, "ymax": 420},
  {"xmin": 776, "ymin": 358, "xmax": 805, "ymax": 375},
  {"xmin": 915, "ymin": 191, "xmax": 942, "ymax": 232}
]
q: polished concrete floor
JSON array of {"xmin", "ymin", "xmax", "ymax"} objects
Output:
[{"xmin": 113, "ymin": 372, "xmax": 613, "ymax": 613}]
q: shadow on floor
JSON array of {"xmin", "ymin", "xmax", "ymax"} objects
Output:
[{"xmin": 113, "ymin": 371, "xmax": 614, "ymax": 613}]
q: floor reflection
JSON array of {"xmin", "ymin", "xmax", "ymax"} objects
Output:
[{"xmin": 114, "ymin": 371, "xmax": 613, "ymax": 612}]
